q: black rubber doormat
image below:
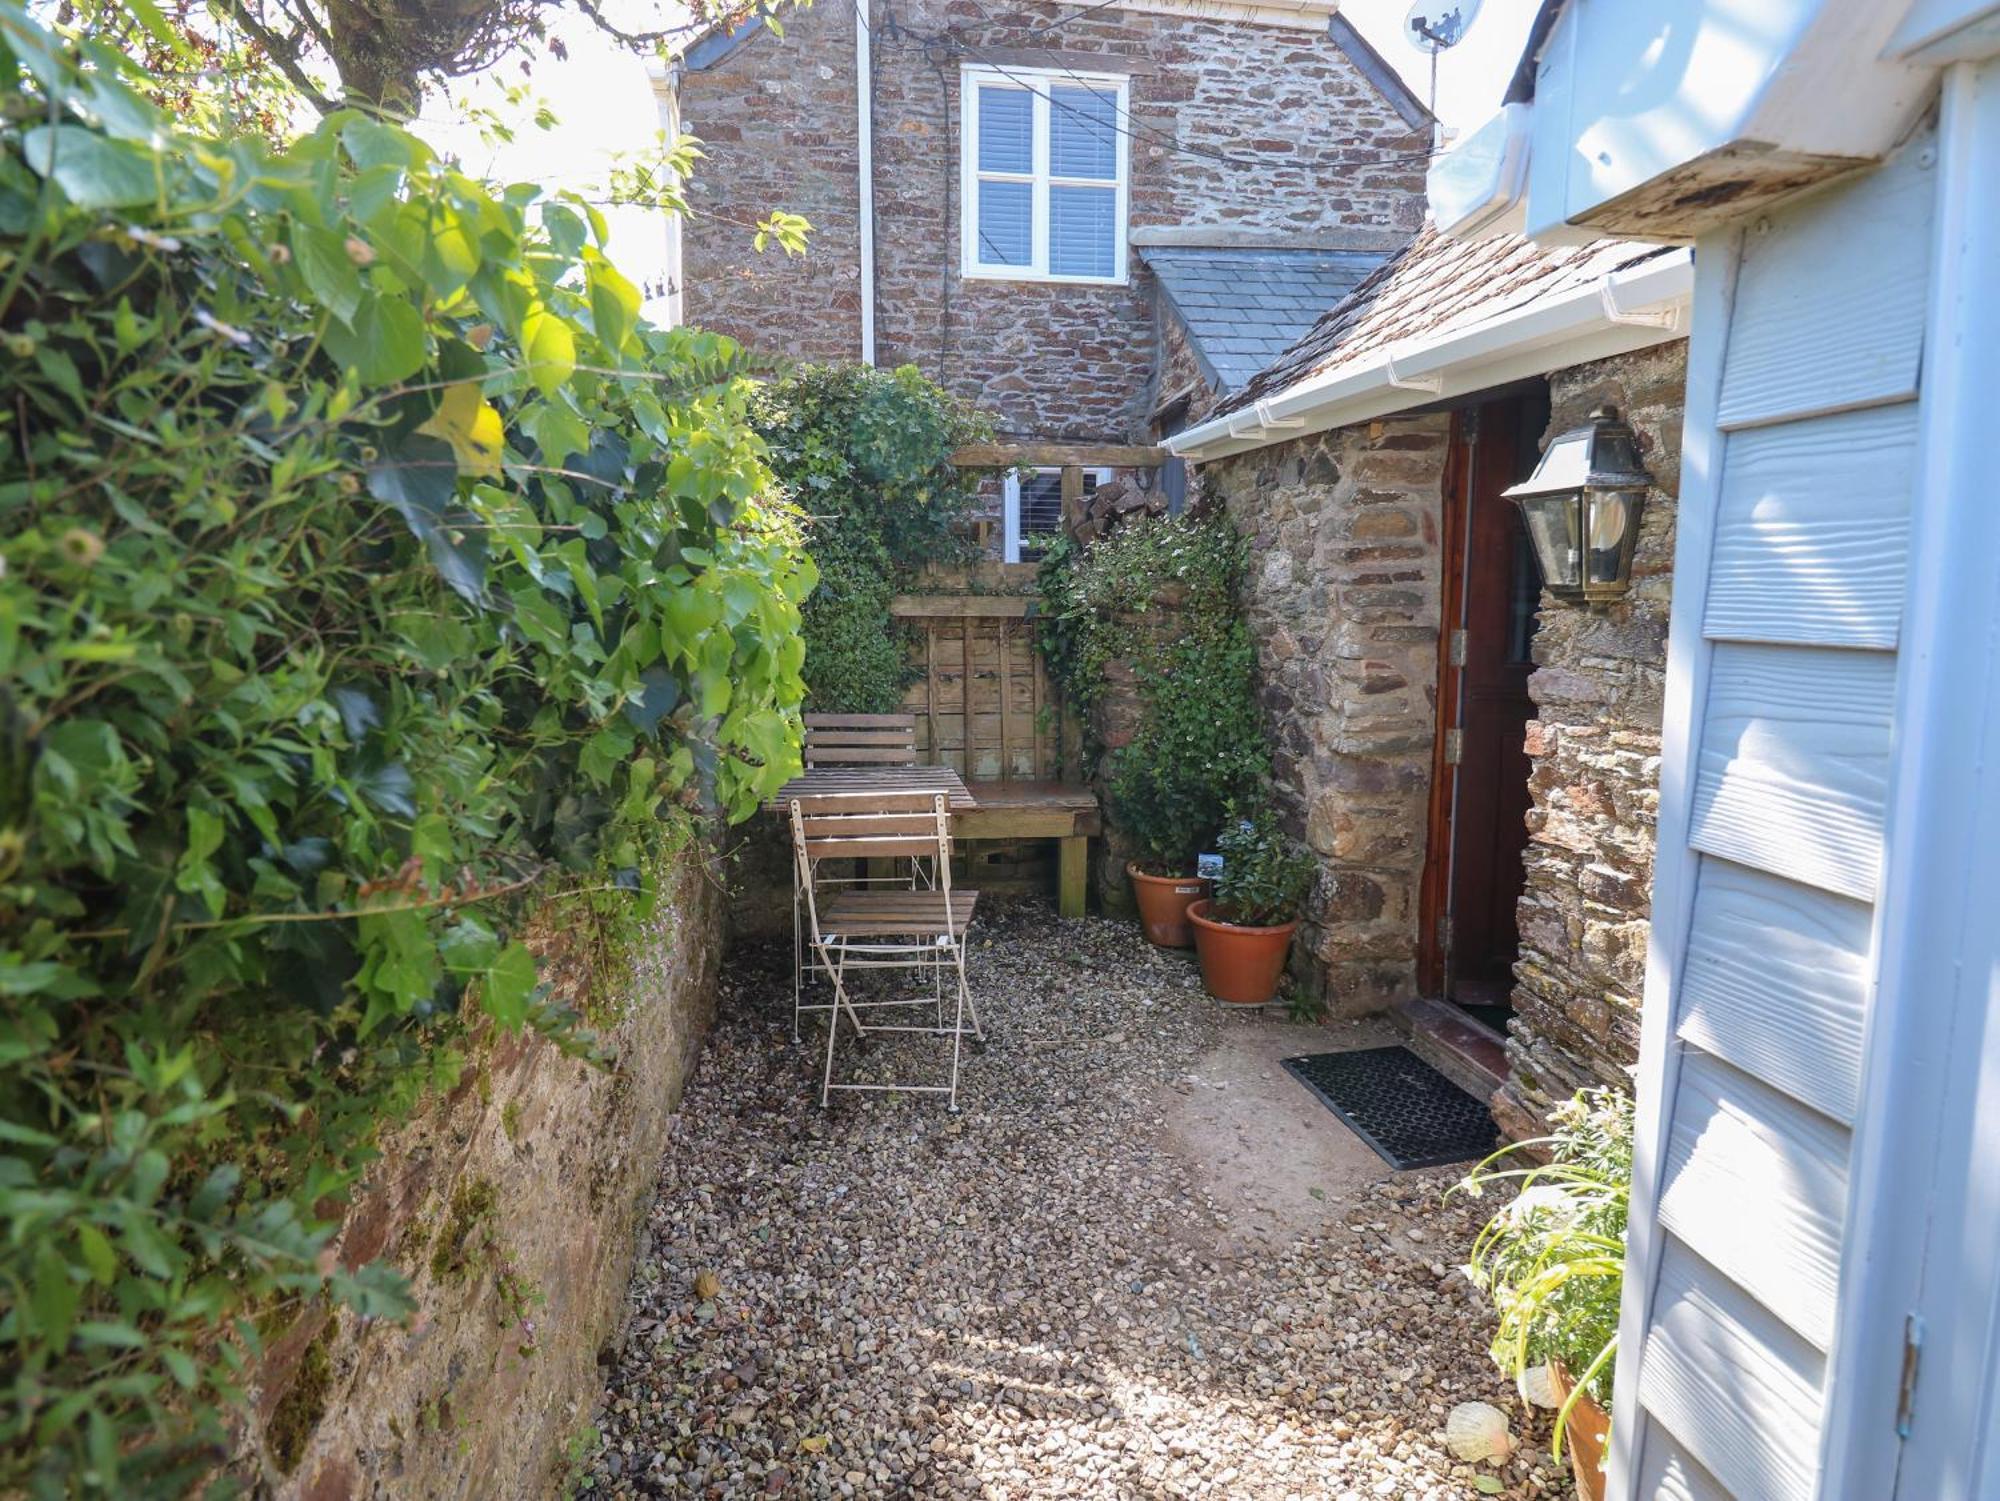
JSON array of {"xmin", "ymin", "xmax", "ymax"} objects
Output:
[{"xmin": 1282, "ymin": 1046, "xmax": 1499, "ymax": 1170}]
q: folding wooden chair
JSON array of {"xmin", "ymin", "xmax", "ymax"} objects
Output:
[
  {"xmin": 790, "ymin": 714, "xmax": 927, "ymax": 1027},
  {"xmin": 789, "ymin": 792, "xmax": 984, "ymax": 1109},
  {"xmin": 802, "ymin": 713, "xmax": 918, "ymax": 766}
]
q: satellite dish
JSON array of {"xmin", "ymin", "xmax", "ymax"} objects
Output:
[{"xmin": 1404, "ymin": 0, "xmax": 1481, "ymax": 52}]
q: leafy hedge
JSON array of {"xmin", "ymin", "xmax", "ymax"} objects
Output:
[
  {"xmin": 1037, "ymin": 514, "xmax": 1269, "ymax": 872},
  {"xmin": 0, "ymin": 7, "xmax": 810, "ymax": 1492},
  {"xmin": 753, "ymin": 363, "xmax": 985, "ymax": 713}
]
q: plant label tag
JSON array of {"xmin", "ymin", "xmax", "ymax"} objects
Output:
[{"xmin": 1196, "ymin": 852, "xmax": 1223, "ymax": 880}]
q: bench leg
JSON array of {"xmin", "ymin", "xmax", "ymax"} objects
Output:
[{"xmin": 1058, "ymin": 835, "xmax": 1088, "ymax": 919}]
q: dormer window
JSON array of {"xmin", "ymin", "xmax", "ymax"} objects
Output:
[{"xmin": 961, "ymin": 65, "xmax": 1130, "ymax": 285}]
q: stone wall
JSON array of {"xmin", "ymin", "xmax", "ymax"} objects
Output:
[
  {"xmin": 253, "ymin": 850, "xmax": 724, "ymax": 1501},
  {"xmin": 1497, "ymin": 342, "xmax": 1687, "ymax": 1138},
  {"xmin": 676, "ymin": 3, "xmax": 1424, "ymax": 440},
  {"xmin": 1202, "ymin": 416, "xmax": 1448, "ymax": 1013},
  {"xmin": 673, "ymin": 11, "xmax": 867, "ymax": 364}
]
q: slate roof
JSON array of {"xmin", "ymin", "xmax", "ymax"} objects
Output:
[
  {"xmin": 1214, "ymin": 224, "xmax": 1681, "ymax": 416},
  {"xmin": 1142, "ymin": 247, "xmax": 1389, "ymax": 394}
]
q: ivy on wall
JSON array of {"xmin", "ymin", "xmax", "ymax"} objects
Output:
[
  {"xmin": 753, "ymin": 363, "xmax": 987, "ymax": 713},
  {"xmin": 0, "ymin": 7, "xmax": 811, "ymax": 1491},
  {"xmin": 1036, "ymin": 515, "xmax": 1270, "ymax": 873}
]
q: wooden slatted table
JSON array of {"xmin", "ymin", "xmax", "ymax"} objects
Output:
[
  {"xmin": 769, "ymin": 767, "xmax": 1098, "ymax": 919},
  {"xmin": 767, "ymin": 763, "xmax": 978, "ymax": 812}
]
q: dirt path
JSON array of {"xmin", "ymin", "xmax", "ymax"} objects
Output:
[{"xmin": 582, "ymin": 901, "xmax": 1568, "ymax": 1499}]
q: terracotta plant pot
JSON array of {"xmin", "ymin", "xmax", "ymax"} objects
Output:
[
  {"xmin": 1549, "ymin": 1364, "xmax": 1612, "ymax": 1501},
  {"xmin": 1126, "ymin": 864, "xmax": 1211, "ymax": 948},
  {"xmin": 1187, "ymin": 899, "xmax": 1298, "ymax": 1004}
]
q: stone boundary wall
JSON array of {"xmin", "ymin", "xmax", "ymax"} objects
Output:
[
  {"xmin": 252, "ymin": 852, "xmax": 724, "ymax": 1501},
  {"xmin": 1202, "ymin": 417, "xmax": 1449, "ymax": 1012},
  {"xmin": 1498, "ymin": 342, "xmax": 1686, "ymax": 1137}
]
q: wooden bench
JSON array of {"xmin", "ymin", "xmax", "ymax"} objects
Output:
[
  {"xmin": 952, "ymin": 780, "xmax": 1100, "ymax": 918},
  {"xmin": 890, "ymin": 582, "xmax": 1101, "ymax": 917}
]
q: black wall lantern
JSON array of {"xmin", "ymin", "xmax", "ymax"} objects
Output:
[{"xmin": 1503, "ymin": 405, "xmax": 1651, "ymax": 607}]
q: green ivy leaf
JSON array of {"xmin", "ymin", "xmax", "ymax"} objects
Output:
[
  {"xmin": 322, "ymin": 294, "xmax": 427, "ymax": 385},
  {"xmin": 480, "ymin": 942, "xmax": 537, "ymax": 1031},
  {"xmin": 19, "ymin": 125, "xmax": 158, "ymax": 208},
  {"xmin": 293, "ymin": 223, "xmax": 363, "ymax": 324},
  {"xmin": 520, "ymin": 301, "xmax": 576, "ymax": 395}
]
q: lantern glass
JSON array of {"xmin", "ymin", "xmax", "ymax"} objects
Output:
[
  {"xmin": 1582, "ymin": 486, "xmax": 1645, "ymax": 602},
  {"xmin": 1517, "ymin": 491, "xmax": 1583, "ymax": 597}
]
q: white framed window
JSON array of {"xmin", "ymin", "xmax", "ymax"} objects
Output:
[
  {"xmin": 961, "ymin": 64, "xmax": 1130, "ymax": 285},
  {"xmin": 1004, "ymin": 467, "xmax": 1112, "ymax": 562}
]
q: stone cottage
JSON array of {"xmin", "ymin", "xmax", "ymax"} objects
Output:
[
  {"xmin": 1167, "ymin": 226, "xmax": 1691, "ymax": 1138},
  {"xmin": 657, "ymin": 0, "xmax": 1430, "ymax": 555}
]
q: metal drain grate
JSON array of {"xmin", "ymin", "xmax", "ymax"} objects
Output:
[{"xmin": 1282, "ymin": 1046, "xmax": 1499, "ymax": 1170}]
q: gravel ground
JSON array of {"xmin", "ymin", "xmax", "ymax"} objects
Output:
[{"xmin": 585, "ymin": 900, "xmax": 1570, "ymax": 1500}]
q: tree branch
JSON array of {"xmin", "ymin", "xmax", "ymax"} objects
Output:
[
  {"xmin": 214, "ymin": 0, "xmax": 338, "ymax": 113},
  {"xmin": 568, "ymin": 0, "xmax": 722, "ymax": 50}
]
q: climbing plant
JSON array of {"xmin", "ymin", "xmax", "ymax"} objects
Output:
[
  {"xmin": 1036, "ymin": 514, "xmax": 1269, "ymax": 872},
  {"xmin": 0, "ymin": 6, "xmax": 811, "ymax": 1492},
  {"xmin": 753, "ymin": 362, "xmax": 986, "ymax": 713}
]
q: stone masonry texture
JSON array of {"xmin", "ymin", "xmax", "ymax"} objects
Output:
[
  {"xmin": 675, "ymin": 1, "xmax": 1426, "ymax": 441},
  {"xmin": 258, "ymin": 854, "xmax": 723, "ymax": 1501},
  {"xmin": 1203, "ymin": 415, "xmax": 1449, "ymax": 1015},
  {"xmin": 1198, "ymin": 342, "xmax": 1686, "ymax": 1134},
  {"xmin": 1496, "ymin": 342, "xmax": 1687, "ymax": 1140}
]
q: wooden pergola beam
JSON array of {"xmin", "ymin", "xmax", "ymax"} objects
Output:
[{"xmin": 950, "ymin": 441, "xmax": 1167, "ymax": 469}]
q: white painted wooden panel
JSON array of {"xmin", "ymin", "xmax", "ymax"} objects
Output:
[
  {"xmin": 1687, "ymin": 643, "xmax": 1894, "ymax": 901},
  {"xmin": 1677, "ymin": 856, "xmax": 1872, "ymax": 1124},
  {"xmin": 1657, "ymin": 1051, "xmax": 1849, "ymax": 1350},
  {"xmin": 1639, "ymin": 1237, "xmax": 1826, "ymax": 1501},
  {"xmin": 1704, "ymin": 402, "xmax": 1918, "ymax": 650},
  {"xmin": 1717, "ymin": 138, "xmax": 1934, "ymax": 429},
  {"xmin": 1636, "ymin": 1424, "xmax": 1734, "ymax": 1501}
]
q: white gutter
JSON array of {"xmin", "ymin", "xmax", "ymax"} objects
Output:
[
  {"xmin": 1167, "ymin": 248, "xmax": 1694, "ymax": 463},
  {"xmin": 856, "ymin": 0, "xmax": 877, "ymax": 365}
]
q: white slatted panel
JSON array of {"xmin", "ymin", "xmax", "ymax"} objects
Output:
[
  {"xmin": 1716, "ymin": 152, "xmax": 1933, "ymax": 430},
  {"xmin": 1622, "ymin": 131, "xmax": 1940, "ymax": 1501},
  {"xmin": 1636, "ymin": 1426, "xmax": 1733, "ymax": 1501},
  {"xmin": 1640, "ymin": 1238, "xmax": 1826, "ymax": 1501},
  {"xmin": 1677, "ymin": 856, "xmax": 1872, "ymax": 1124},
  {"xmin": 1704, "ymin": 403, "xmax": 1918, "ymax": 650},
  {"xmin": 1657, "ymin": 1051, "xmax": 1849, "ymax": 1349},
  {"xmin": 1688, "ymin": 643, "xmax": 1894, "ymax": 900}
]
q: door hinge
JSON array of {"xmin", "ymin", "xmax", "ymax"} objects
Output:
[
  {"xmin": 1897, "ymin": 1313, "xmax": 1925, "ymax": 1440},
  {"xmin": 1449, "ymin": 628, "xmax": 1468, "ymax": 668},
  {"xmin": 1436, "ymin": 913, "xmax": 1451, "ymax": 950},
  {"xmin": 1444, "ymin": 728, "xmax": 1464, "ymax": 766}
]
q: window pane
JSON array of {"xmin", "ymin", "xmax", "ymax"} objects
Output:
[
  {"xmin": 976, "ymin": 178, "xmax": 1032, "ymax": 265},
  {"xmin": 1020, "ymin": 471, "xmax": 1065, "ymax": 534},
  {"xmin": 1020, "ymin": 470, "xmax": 1099, "ymax": 538},
  {"xmin": 1050, "ymin": 185, "xmax": 1117, "ymax": 278},
  {"xmin": 977, "ymin": 85, "xmax": 1033, "ymax": 174},
  {"xmin": 1050, "ymin": 86, "xmax": 1118, "ymax": 179}
]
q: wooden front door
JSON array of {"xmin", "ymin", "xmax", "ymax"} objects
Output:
[{"xmin": 1419, "ymin": 393, "xmax": 1546, "ymax": 1011}]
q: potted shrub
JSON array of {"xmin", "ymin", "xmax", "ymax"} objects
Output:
[
  {"xmin": 1033, "ymin": 517, "xmax": 1270, "ymax": 948},
  {"xmin": 1187, "ymin": 807, "xmax": 1315, "ymax": 1003},
  {"xmin": 1455, "ymin": 1090, "xmax": 1632, "ymax": 1501}
]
